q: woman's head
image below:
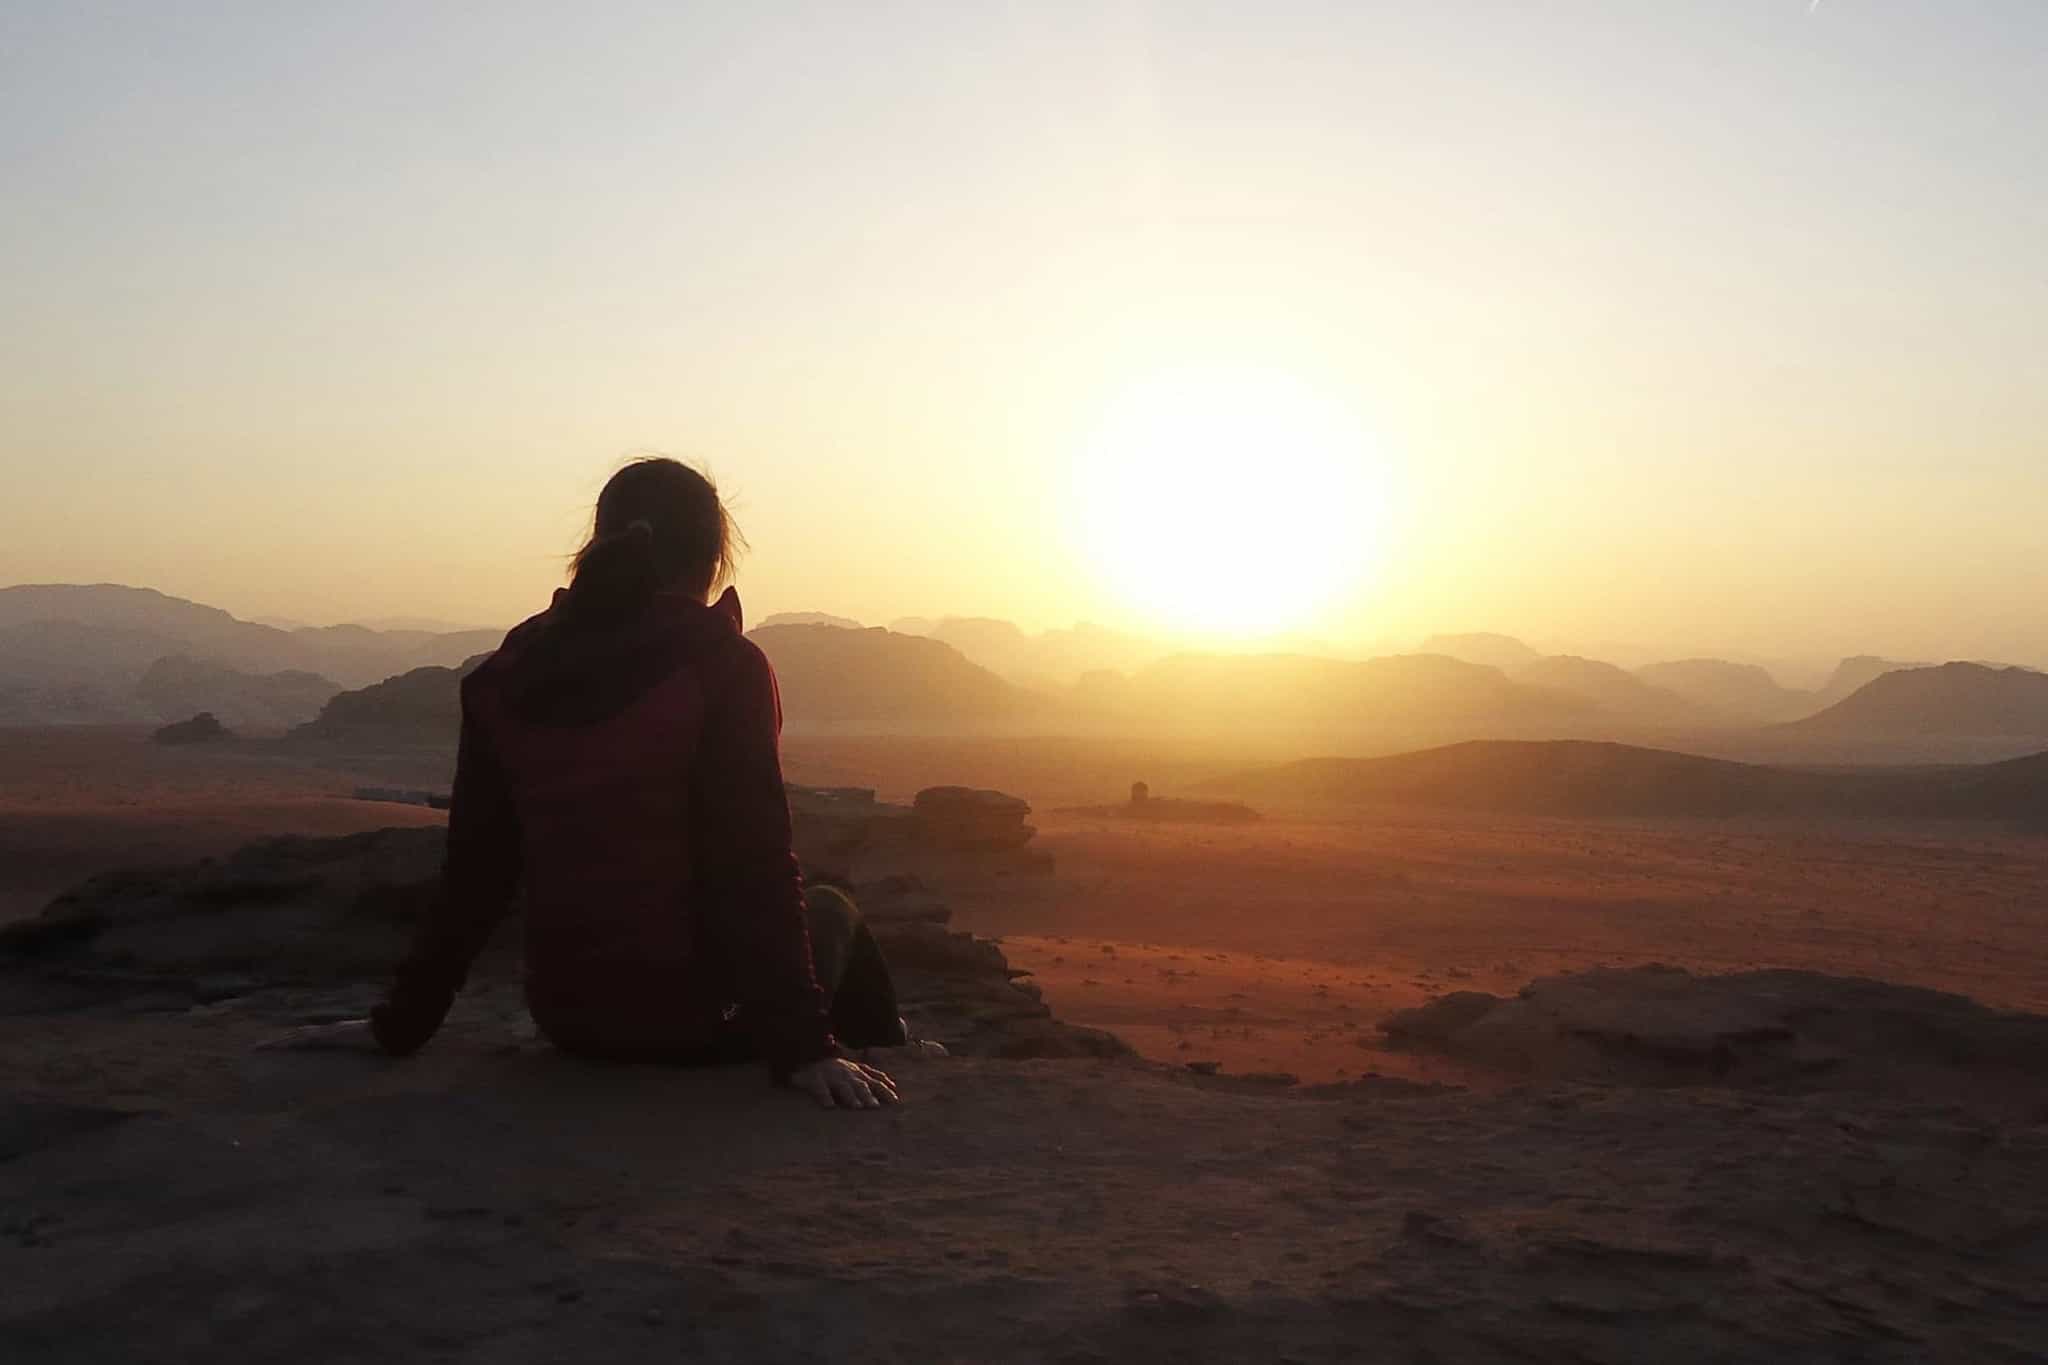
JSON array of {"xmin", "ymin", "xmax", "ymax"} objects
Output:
[{"xmin": 567, "ymin": 458, "xmax": 743, "ymax": 614}]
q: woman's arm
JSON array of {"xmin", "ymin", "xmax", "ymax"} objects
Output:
[
  {"xmin": 368, "ymin": 682, "xmax": 523, "ymax": 1055},
  {"xmin": 690, "ymin": 640, "xmax": 837, "ymax": 1080}
]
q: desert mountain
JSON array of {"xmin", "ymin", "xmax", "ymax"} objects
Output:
[
  {"xmin": 757, "ymin": 611, "xmax": 863, "ymax": 630},
  {"xmin": 0, "ymin": 584, "xmax": 502, "ymax": 692},
  {"xmin": 0, "ymin": 619, "xmax": 188, "ymax": 690},
  {"xmin": 1097, "ymin": 651, "xmax": 1593, "ymax": 748},
  {"xmin": 926, "ymin": 616, "xmax": 1166, "ymax": 687},
  {"xmin": 749, "ymin": 625, "xmax": 1050, "ymax": 732},
  {"xmin": 1786, "ymin": 661, "xmax": 2048, "ymax": 738},
  {"xmin": 1634, "ymin": 658, "xmax": 1811, "ymax": 723},
  {"xmin": 1516, "ymin": 655, "xmax": 1709, "ymax": 725},
  {"xmin": 1202, "ymin": 740, "xmax": 1830, "ymax": 816},
  {"xmin": 1201, "ymin": 737, "xmax": 2048, "ymax": 824},
  {"xmin": 267, "ymin": 622, "xmax": 1049, "ymax": 748},
  {"xmin": 0, "ymin": 620, "xmax": 333, "ymax": 726},
  {"xmin": 1811, "ymin": 654, "xmax": 1926, "ymax": 710},
  {"xmin": 136, "ymin": 656, "xmax": 340, "ymax": 730},
  {"xmin": 286, "ymin": 654, "xmax": 493, "ymax": 745},
  {"xmin": 353, "ymin": 616, "xmax": 495, "ymax": 634},
  {"xmin": 1416, "ymin": 631, "xmax": 1540, "ymax": 675}
]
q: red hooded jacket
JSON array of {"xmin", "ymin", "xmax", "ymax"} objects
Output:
[{"xmin": 369, "ymin": 587, "xmax": 835, "ymax": 1076}]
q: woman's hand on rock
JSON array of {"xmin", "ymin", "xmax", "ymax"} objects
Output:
[
  {"xmin": 256, "ymin": 1019, "xmax": 380, "ymax": 1053},
  {"xmin": 790, "ymin": 1056, "xmax": 899, "ymax": 1109}
]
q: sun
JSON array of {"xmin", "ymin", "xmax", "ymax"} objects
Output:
[{"xmin": 1075, "ymin": 368, "xmax": 1386, "ymax": 639}]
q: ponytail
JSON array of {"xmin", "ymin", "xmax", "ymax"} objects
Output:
[{"xmin": 564, "ymin": 519, "xmax": 660, "ymax": 620}]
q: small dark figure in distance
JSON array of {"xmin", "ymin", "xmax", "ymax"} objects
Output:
[{"xmin": 264, "ymin": 458, "xmax": 919, "ymax": 1109}]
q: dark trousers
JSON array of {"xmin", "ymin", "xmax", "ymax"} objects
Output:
[
  {"xmin": 798, "ymin": 885, "xmax": 907, "ymax": 1049},
  {"xmin": 542, "ymin": 885, "xmax": 904, "ymax": 1064}
]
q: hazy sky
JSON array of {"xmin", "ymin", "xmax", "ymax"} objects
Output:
[{"xmin": 3, "ymin": 2, "xmax": 2044, "ymax": 666}]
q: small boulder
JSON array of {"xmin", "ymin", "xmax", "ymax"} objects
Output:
[
  {"xmin": 151, "ymin": 712, "xmax": 231, "ymax": 745},
  {"xmin": 911, "ymin": 786, "xmax": 1036, "ymax": 851}
]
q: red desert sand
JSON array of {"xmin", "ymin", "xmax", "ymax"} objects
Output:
[{"xmin": 3, "ymin": 727, "xmax": 2045, "ymax": 1360}]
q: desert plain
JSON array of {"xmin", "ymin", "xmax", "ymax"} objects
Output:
[{"xmin": 4, "ymin": 724, "xmax": 2045, "ymax": 1360}]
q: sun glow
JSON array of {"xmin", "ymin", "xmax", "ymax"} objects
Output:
[{"xmin": 1076, "ymin": 369, "xmax": 1387, "ymax": 639}]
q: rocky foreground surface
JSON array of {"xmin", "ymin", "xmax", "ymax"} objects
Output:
[{"xmin": 3, "ymin": 818, "xmax": 2046, "ymax": 1361}]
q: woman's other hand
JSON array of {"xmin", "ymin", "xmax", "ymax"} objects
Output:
[
  {"xmin": 256, "ymin": 1019, "xmax": 380, "ymax": 1053},
  {"xmin": 789, "ymin": 1056, "xmax": 899, "ymax": 1109}
]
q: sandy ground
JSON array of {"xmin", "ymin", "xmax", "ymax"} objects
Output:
[
  {"xmin": 5, "ymin": 989, "xmax": 2045, "ymax": 1363},
  {"xmin": 0, "ymin": 728, "xmax": 448, "ymax": 924},
  {"xmin": 4, "ymin": 728, "xmax": 2047, "ymax": 1359},
  {"xmin": 952, "ymin": 811, "xmax": 2048, "ymax": 1084},
  {"xmin": 7, "ymin": 728, "xmax": 2046, "ymax": 1089}
]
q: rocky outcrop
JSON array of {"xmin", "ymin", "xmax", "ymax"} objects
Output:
[
  {"xmin": 135, "ymin": 654, "xmax": 340, "ymax": 730},
  {"xmin": 285, "ymin": 654, "xmax": 492, "ymax": 746},
  {"xmin": 911, "ymin": 786, "xmax": 1035, "ymax": 850},
  {"xmin": 789, "ymin": 783, "xmax": 1051, "ymax": 881},
  {"xmin": 785, "ymin": 785, "xmax": 911, "ymax": 883},
  {"xmin": 1380, "ymin": 964, "xmax": 2048, "ymax": 1092},
  {"xmin": 1107, "ymin": 782, "xmax": 1259, "ymax": 824},
  {"xmin": 0, "ymin": 827, "xmax": 1123, "ymax": 1062},
  {"xmin": 150, "ymin": 712, "xmax": 231, "ymax": 745},
  {"xmin": 1787, "ymin": 661, "xmax": 2048, "ymax": 738}
]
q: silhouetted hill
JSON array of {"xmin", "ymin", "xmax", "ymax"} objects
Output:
[
  {"xmin": 0, "ymin": 620, "xmax": 185, "ymax": 722},
  {"xmin": 270, "ymin": 623, "xmax": 1047, "ymax": 747},
  {"xmin": 1811, "ymin": 655, "xmax": 1926, "ymax": 710},
  {"xmin": 1199, "ymin": 738, "xmax": 2048, "ymax": 824},
  {"xmin": 1517, "ymin": 655, "xmax": 1708, "ymax": 724},
  {"xmin": 929, "ymin": 617, "xmax": 1030, "ymax": 663},
  {"xmin": 758, "ymin": 612, "xmax": 863, "ymax": 630},
  {"xmin": 0, "ymin": 619, "xmax": 188, "ymax": 686},
  {"xmin": 286, "ymin": 654, "xmax": 494, "ymax": 745},
  {"xmin": 1202, "ymin": 740, "xmax": 1832, "ymax": 816},
  {"xmin": 135, "ymin": 655, "xmax": 340, "ymax": 730},
  {"xmin": 353, "ymin": 616, "xmax": 497, "ymax": 634},
  {"xmin": 1786, "ymin": 662, "xmax": 2048, "ymax": 738},
  {"xmin": 0, "ymin": 584, "xmax": 255, "ymax": 640},
  {"xmin": 748, "ymin": 625, "xmax": 1050, "ymax": 732},
  {"xmin": 914, "ymin": 617, "xmax": 1161, "ymax": 687},
  {"xmin": 1418, "ymin": 632, "xmax": 1539, "ymax": 675},
  {"xmin": 282, "ymin": 623, "xmax": 504, "ymax": 685},
  {"xmin": 0, "ymin": 583, "xmax": 506, "ymax": 693},
  {"xmin": 1101, "ymin": 652, "xmax": 1593, "ymax": 746},
  {"xmin": 1635, "ymin": 659, "xmax": 1810, "ymax": 723}
]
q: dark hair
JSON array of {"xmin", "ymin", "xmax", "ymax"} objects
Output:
[{"xmin": 566, "ymin": 458, "xmax": 743, "ymax": 617}]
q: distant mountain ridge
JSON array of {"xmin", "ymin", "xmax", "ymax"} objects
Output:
[
  {"xmin": 1201, "ymin": 738, "xmax": 2048, "ymax": 824},
  {"xmin": 924, "ymin": 617, "xmax": 1167, "ymax": 688},
  {"xmin": 1516, "ymin": 655, "xmax": 1707, "ymax": 724},
  {"xmin": 287, "ymin": 655, "xmax": 493, "ymax": 745},
  {"xmin": 0, "ymin": 585, "xmax": 505, "ymax": 719},
  {"xmin": 1418, "ymin": 632, "xmax": 1541, "ymax": 676},
  {"xmin": 1082, "ymin": 650, "xmax": 1597, "ymax": 748},
  {"xmin": 1633, "ymin": 658, "xmax": 1812, "ymax": 723},
  {"xmin": 758, "ymin": 611, "xmax": 864, "ymax": 631},
  {"xmin": 279, "ymin": 621, "xmax": 1046, "ymax": 745},
  {"xmin": 136, "ymin": 655, "xmax": 341, "ymax": 730},
  {"xmin": 749, "ymin": 624, "xmax": 1049, "ymax": 732},
  {"xmin": 1811, "ymin": 655, "xmax": 1929, "ymax": 710},
  {"xmin": 1786, "ymin": 662, "xmax": 2048, "ymax": 738}
]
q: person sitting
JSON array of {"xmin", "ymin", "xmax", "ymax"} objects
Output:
[{"xmin": 268, "ymin": 457, "xmax": 911, "ymax": 1109}]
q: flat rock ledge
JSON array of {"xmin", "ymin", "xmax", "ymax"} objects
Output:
[
  {"xmin": 0, "ymin": 825, "xmax": 1127, "ymax": 1063},
  {"xmin": 1381, "ymin": 963, "xmax": 2048, "ymax": 1094}
]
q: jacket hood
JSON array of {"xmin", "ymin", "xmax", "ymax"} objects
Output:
[{"xmin": 478, "ymin": 586, "xmax": 749, "ymax": 726}]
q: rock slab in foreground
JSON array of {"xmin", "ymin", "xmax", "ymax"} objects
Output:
[
  {"xmin": 1381, "ymin": 963, "xmax": 2048, "ymax": 1092},
  {"xmin": 0, "ymin": 826, "xmax": 1126, "ymax": 1062}
]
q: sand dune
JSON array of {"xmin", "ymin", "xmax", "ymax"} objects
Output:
[{"xmin": 1202, "ymin": 737, "xmax": 2048, "ymax": 824}]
